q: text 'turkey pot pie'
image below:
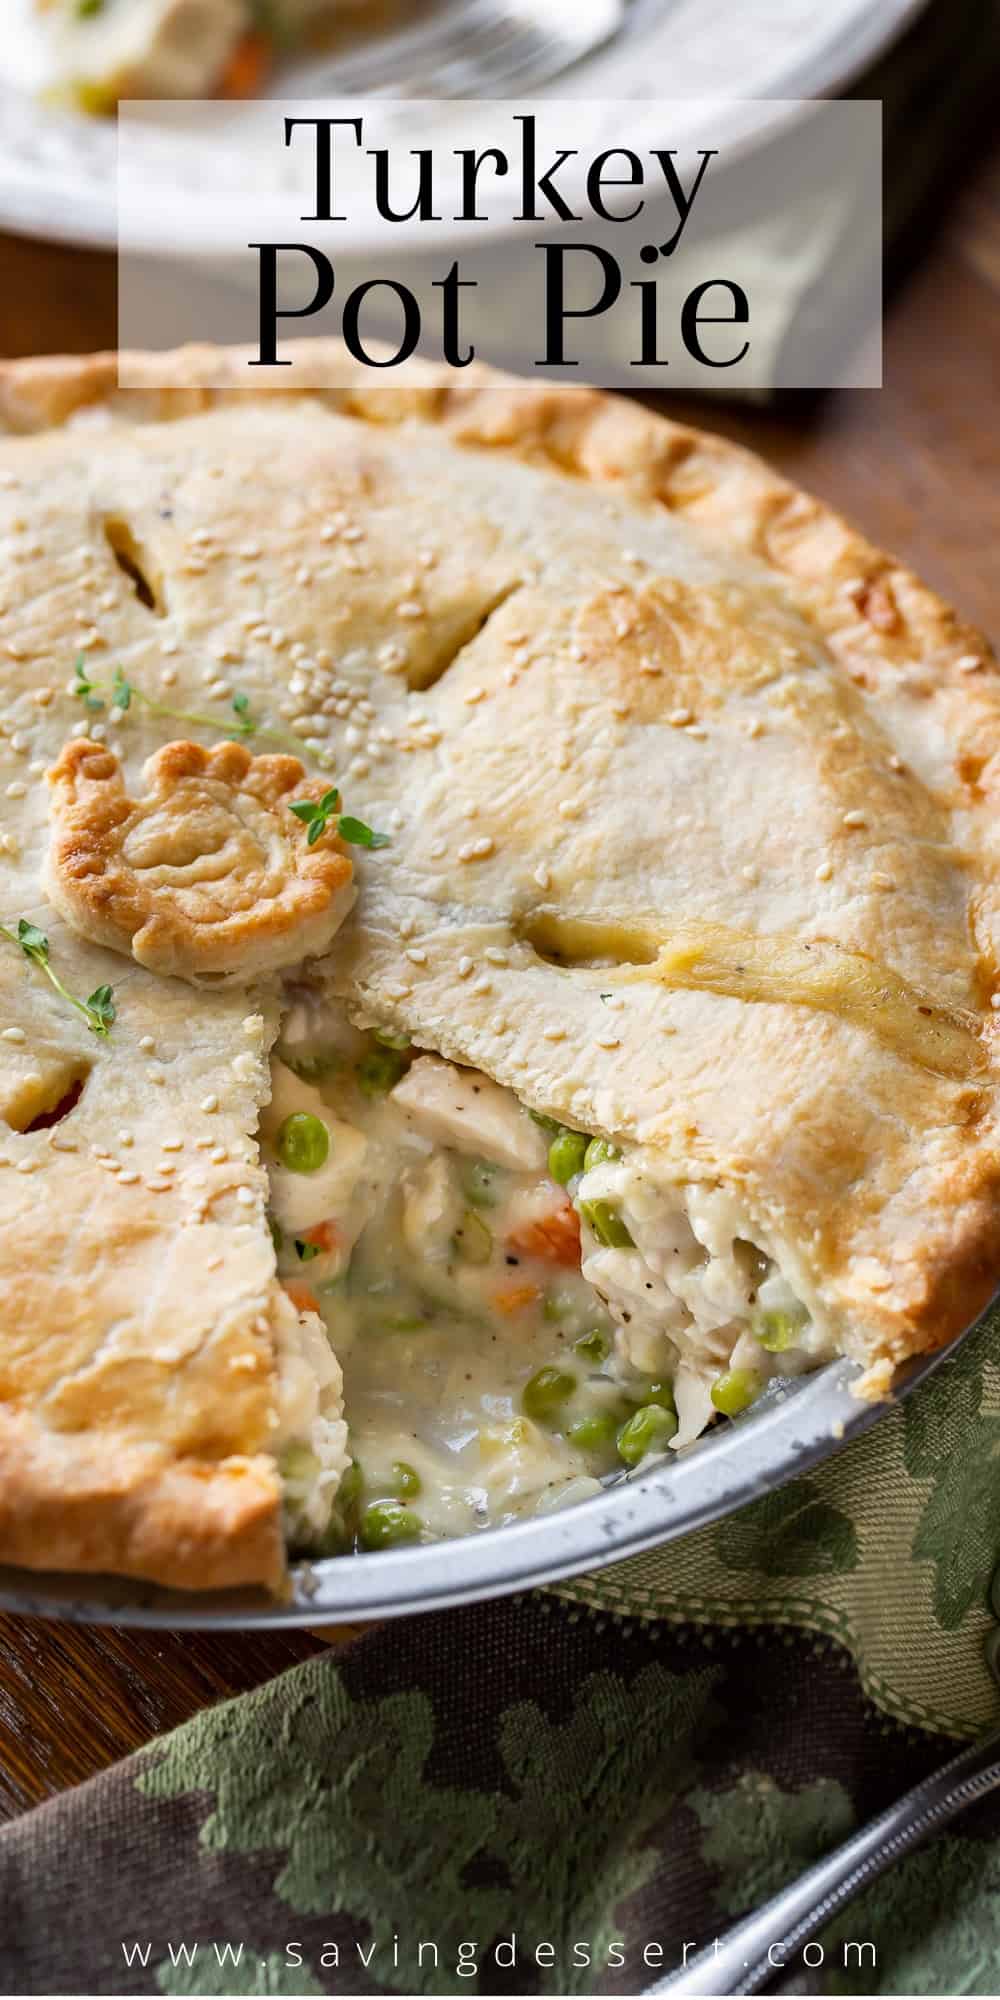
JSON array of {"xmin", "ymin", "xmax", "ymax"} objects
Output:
[{"xmin": 0, "ymin": 344, "xmax": 998, "ymax": 1596}]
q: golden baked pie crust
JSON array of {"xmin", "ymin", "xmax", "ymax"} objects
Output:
[
  {"xmin": 0, "ymin": 343, "xmax": 997, "ymax": 1592},
  {"xmin": 45, "ymin": 737, "xmax": 354, "ymax": 984}
]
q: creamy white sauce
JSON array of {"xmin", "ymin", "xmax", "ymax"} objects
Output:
[
  {"xmin": 576, "ymin": 1159, "xmax": 835, "ymax": 1449},
  {"xmin": 261, "ymin": 1000, "xmax": 823, "ymax": 1553}
]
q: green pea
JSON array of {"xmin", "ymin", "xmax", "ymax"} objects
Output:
[
  {"xmin": 357, "ymin": 1046, "xmax": 407, "ymax": 1096},
  {"xmin": 282, "ymin": 1049, "xmax": 340, "ymax": 1082},
  {"xmin": 529, "ymin": 1108, "xmax": 562, "ymax": 1136},
  {"xmin": 568, "ymin": 1410, "xmax": 619, "ymax": 1453},
  {"xmin": 583, "ymin": 1136, "xmax": 621, "ymax": 1171},
  {"xmin": 579, "ymin": 1199, "xmax": 634, "ymax": 1248},
  {"xmin": 710, "ymin": 1368, "xmax": 763, "ymax": 1417},
  {"xmin": 574, "ymin": 1326, "xmax": 611, "ymax": 1365},
  {"xmin": 753, "ymin": 1307, "xmax": 807, "ymax": 1353},
  {"xmin": 277, "ymin": 1111, "xmax": 330, "ymax": 1174},
  {"xmin": 338, "ymin": 1461, "xmax": 364, "ymax": 1514},
  {"xmin": 294, "ymin": 1239, "xmax": 320, "ymax": 1262},
  {"xmin": 616, "ymin": 1403, "xmax": 678, "ymax": 1466},
  {"xmin": 452, "ymin": 1209, "xmax": 493, "ymax": 1266},
  {"xmin": 521, "ymin": 1366, "xmax": 576, "ymax": 1423},
  {"xmin": 462, "ymin": 1159, "xmax": 500, "ymax": 1208},
  {"xmin": 374, "ymin": 1026, "xmax": 411, "ymax": 1050},
  {"xmin": 641, "ymin": 1378, "xmax": 677, "ymax": 1416},
  {"xmin": 391, "ymin": 1460, "xmax": 422, "ymax": 1499},
  {"xmin": 358, "ymin": 1499, "xmax": 424, "ymax": 1551},
  {"xmin": 548, "ymin": 1128, "xmax": 589, "ymax": 1185}
]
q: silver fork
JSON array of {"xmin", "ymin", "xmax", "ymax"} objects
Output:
[
  {"xmin": 283, "ymin": 0, "xmax": 628, "ymax": 98},
  {"xmin": 649, "ymin": 1628, "xmax": 1000, "ymax": 1995}
]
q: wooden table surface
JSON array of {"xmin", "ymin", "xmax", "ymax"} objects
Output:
[{"xmin": 0, "ymin": 134, "xmax": 999, "ymax": 1826}]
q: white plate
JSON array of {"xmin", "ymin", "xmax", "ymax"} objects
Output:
[{"xmin": 0, "ymin": 0, "xmax": 926, "ymax": 255}]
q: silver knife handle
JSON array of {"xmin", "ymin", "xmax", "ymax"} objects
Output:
[{"xmin": 650, "ymin": 1721, "xmax": 1000, "ymax": 1995}]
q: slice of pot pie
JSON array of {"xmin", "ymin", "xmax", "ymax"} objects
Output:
[
  {"xmin": 0, "ymin": 343, "xmax": 998, "ymax": 1594},
  {"xmin": 32, "ymin": 0, "xmax": 383, "ymax": 110}
]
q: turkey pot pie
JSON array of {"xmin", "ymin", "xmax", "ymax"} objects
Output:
[{"xmin": 0, "ymin": 345, "xmax": 999, "ymax": 1592}]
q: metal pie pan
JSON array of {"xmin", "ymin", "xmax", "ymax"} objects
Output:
[{"xmin": 0, "ymin": 1307, "xmax": 984, "ymax": 1630}]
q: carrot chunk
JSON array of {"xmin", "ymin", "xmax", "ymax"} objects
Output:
[
  {"xmin": 505, "ymin": 1201, "xmax": 582, "ymax": 1268},
  {"xmin": 298, "ymin": 1219, "xmax": 341, "ymax": 1254},
  {"xmin": 283, "ymin": 1279, "xmax": 322, "ymax": 1317},
  {"xmin": 493, "ymin": 1280, "xmax": 543, "ymax": 1316},
  {"xmin": 218, "ymin": 30, "xmax": 272, "ymax": 98}
]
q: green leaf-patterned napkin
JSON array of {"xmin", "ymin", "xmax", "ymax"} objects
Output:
[
  {"xmin": 557, "ymin": 1301, "xmax": 1000, "ymax": 1740},
  {"xmin": 2, "ymin": 1591, "xmax": 999, "ymax": 1996}
]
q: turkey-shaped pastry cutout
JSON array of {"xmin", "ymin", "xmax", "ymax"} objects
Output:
[{"xmin": 45, "ymin": 738, "xmax": 356, "ymax": 983}]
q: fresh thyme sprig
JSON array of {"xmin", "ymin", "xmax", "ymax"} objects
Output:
[
  {"xmin": 338, "ymin": 814, "xmax": 391, "ymax": 851},
  {"xmin": 289, "ymin": 787, "xmax": 341, "ymax": 846},
  {"xmin": 72, "ymin": 657, "xmax": 105, "ymax": 711},
  {"xmin": 1, "ymin": 920, "xmax": 116, "ymax": 1038},
  {"xmin": 68, "ymin": 659, "xmax": 335, "ymax": 768},
  {"xmin": 69, "ymin": 658, "xmax": 387, "ymax": 851},
  {"xmin": 288, "ymin": 789, "xmax": 390, "ymax": 851}
]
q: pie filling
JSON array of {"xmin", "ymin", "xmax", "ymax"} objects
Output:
[
  {"xmin": 29, "ymin": 0, "xmax": 381, "ymax": 109},
  {"xmin": 262, "ymin": 1001, "xmax": 834, "ymax": 1557}
]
